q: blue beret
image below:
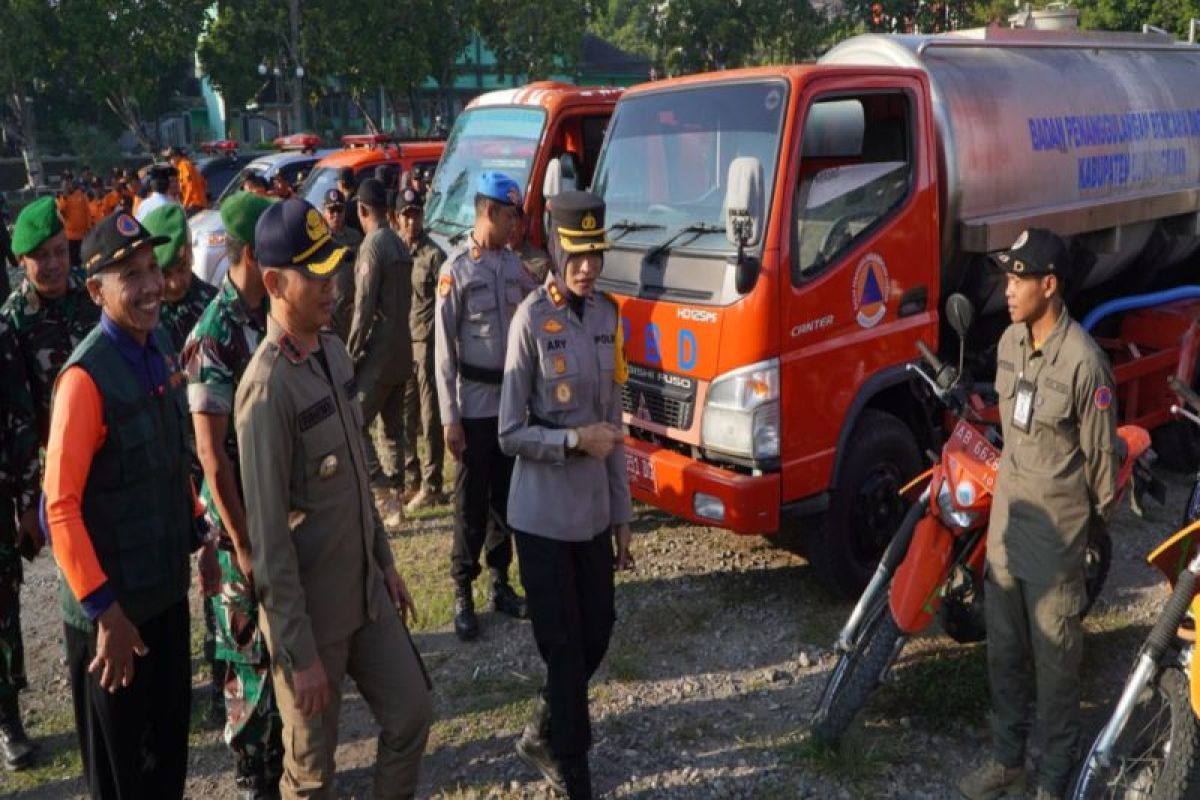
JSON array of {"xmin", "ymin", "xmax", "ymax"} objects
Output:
[{"xmin": 475, "ymin": 172, "xmax": 521, "ymax": 206}]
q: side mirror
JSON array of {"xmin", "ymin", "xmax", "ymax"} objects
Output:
[
  {"xmin": 542, "ymin": 158, "xmax": 561, "ymax": 200},
  {"xmin": 724, "ymin": 156, "xmax": 763, "ymax": 249},
  {"xmin": 542, "ymin": 154, "xmax": 579, "ymax": 201},
  {"xmin": 945, "ymin": 293, "xmax": 975, "ymax": 339}
]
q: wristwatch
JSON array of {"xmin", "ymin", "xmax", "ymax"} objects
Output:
[{"xmin": 566, "ymin": 428, "xmax": 580, "ymax": 451}]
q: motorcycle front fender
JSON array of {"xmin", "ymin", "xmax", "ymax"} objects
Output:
[
  {"xmin": 889, "ymin": 515, "xmax": 955, "ymax": 635},
  {"xmin": 1190, "ymin": 595, "xmax": 1200, "ymax": 718}
]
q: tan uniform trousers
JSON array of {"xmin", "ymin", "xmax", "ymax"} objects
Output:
[
  {"xmin": 402, "ymin": 339, "xmax": 443, "ymax": 493},
  {"xmin": 271, "ymin": 600, "xmax": 432, "ymax": 799},
  {"xmin": 985, "ymin": 564, "xmax": 1085, "ymax": 793}
]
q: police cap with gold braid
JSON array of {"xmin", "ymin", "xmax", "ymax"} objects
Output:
[
  {"xmin": 549, "ymin": 190, "xmax": 609, "ymax": 254},
  {"xmin": 254, "ymin": 197, "xmax": 347, "ymax": 278}
]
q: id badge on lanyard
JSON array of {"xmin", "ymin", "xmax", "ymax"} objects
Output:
[{"xmin": 1013, "ymin": 376, "xmax": 1036, "ymax": 434}]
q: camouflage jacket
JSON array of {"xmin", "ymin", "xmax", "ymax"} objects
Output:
[
  {"xmin": 159, "ymin": 276, "xmax": 218, "ymax": 355},
  {"xmin": 180, "ymin": 275, "xmax": 268, "ymax": 543},
  {"xmin": 0, "ymin": 317, "xmax": 38, "ymax": 515},
  {"xmin": 1, "ymin": 267, "xmax": 101, "ymax": 443}
]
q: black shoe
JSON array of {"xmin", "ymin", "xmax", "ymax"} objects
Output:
[
  {"xmin": 454, "ymin": 587, "xmax": 479, "ymax": 641},
  {"xmin": 207, "ymin": 676, "xmax": 225, "ymax": 727},
  {"xmin": 491, "ymin": 574, "xmax": 528, "ymax": 619},
  {"xmin": 560, "ymin": 754, "xmax": 593, "ymax": 800},
  {"xmin": 0, "ymin": 698, "xmax": 34, "ymax": 772},
  {"xmin": 515, "ymin": 696, "xmax": 566, "ymax": 794},
  {"xmin": 235, "ymin": 768, "xmax": 278, "ymax": 800}
]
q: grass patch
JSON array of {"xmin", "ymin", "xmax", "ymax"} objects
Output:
[
  {"xmin": 874, "ymin": 640, "xmax": 989, "ymax": 725},
  {"xmin": 776, "ymin": 727, "xmax": 903, "ymax": 790},
  {"xmin": 3, "ymin": 702, "xmax": 82, "ymax": 794},
  {"xmin": 428, "ymin": 695, "xmax": 533, "ymax": 750}
]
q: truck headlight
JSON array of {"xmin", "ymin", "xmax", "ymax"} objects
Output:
[{"xmin": 701, "ymin": 358, "xmax": 780, "ymax": 460}]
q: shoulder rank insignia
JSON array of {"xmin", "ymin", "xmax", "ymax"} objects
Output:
[
  {"xmin": 469, "ymin": 246, "xmax": 481, "ymax": 261},
  {"xmin": 542, "ymin": 318, "xmax": 564, "ymax": 334},
  {"xmin": 547, "ymin": 281, "xmax": 565, "ymax": 308},
  {"xmin": 438, "ymin": 274, "xmax": 453, "ymax": 298},
  {"xmin": 318, "ymin": 453, "xmax": 339, "ymax": 479}
]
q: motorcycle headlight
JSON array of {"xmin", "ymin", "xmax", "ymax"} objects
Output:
[
  {"xmin": 937, "ymin": 479, "xmax": 979, "ymax": 529},
  {"xmin": 701, "ymin": 359, "xmax": 780, "ymax": 460}
]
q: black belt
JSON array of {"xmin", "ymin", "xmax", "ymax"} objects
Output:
[{"xmin": 458, "ymin": 360, "xmax": 502, "ymax": 385}]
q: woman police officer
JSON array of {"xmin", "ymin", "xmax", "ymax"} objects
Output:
[{"xmin": 497, "ymin": 190, "xmax": 633, "ymax": 799}]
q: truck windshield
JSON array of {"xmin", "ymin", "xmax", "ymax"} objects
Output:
[
  {"xmin": 426, "ymin": 106, "xmax": 547, "ymax": 236},
  {"xmin": 593, "ymin": 80, "xmax": 787, "ymax": 253},
  {"xmin": 297, "ymin": 166, "xmax": 341, "ymax": 208}
]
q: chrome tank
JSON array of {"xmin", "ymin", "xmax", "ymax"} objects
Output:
[{"xmin": 821, "ymin": 27, "xmax": 1200, "ymax": 312}]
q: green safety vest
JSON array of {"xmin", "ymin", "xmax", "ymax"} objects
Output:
[{"xmin": 58, "ymin": 326, "xmax": 192, "ymax": 631}]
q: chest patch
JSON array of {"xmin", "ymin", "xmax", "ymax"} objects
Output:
[
  {"xmin": 299, "ymin": 396, "xmax": 335, "ymax": 432},
  {"xmin": 545, "ymin": 338, "xmax": 568, "ymax": 352},
  {"xmin": 542, "ymin": 318, "xmax": 564, "ymax": 334}
]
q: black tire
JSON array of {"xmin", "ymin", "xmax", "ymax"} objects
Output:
[
  {"xmin": 811, "ymin": 409, "xmax": 923, "ymax": 599},
  {"xmin": 811, "ymin": 592, "xmax": 905, "ymax": 746},
  {"xmin": 1072, "ymin": 665, "xmax": 1200, "ymax": 800}
]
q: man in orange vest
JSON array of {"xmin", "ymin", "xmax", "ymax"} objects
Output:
[
  {"xmin": 166, "ymin": 147, "xmax": 207, "ymax": 214},
  {"xmin": 55, "ymin": 172, "xmax": 92, "ymax": 267}
]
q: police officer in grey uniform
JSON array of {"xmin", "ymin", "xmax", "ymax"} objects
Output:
[
  {"xmin": 434, "ymin": 172, "xmax": 535, "ymax": 640},
  {"xmin": 959, "ymin": 229, "xmax": 1121, "ymax": 800},
  {"xmin": 499, "ymin": 191, "xmax": 633, "ymax": 800}
]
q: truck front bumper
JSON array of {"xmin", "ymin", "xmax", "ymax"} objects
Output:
[{"xmin": 623, "ymin": 436, "xmax": 779, "ymax": 534}]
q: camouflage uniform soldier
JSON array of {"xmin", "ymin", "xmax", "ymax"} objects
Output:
[
  {"xmin": 3, "ymin": 197, "xmax": 101, "ymax": 443},
  {"xmin": 0, "ymin": 319, "xmax": 39, "ymax": 770},
  {"xmin": 181, "ymin": 192, "xmax": 283, "ymax": 799},
  {"xmin": 143, "ymin": 204, "xmax": 218, "ymax": 353}
]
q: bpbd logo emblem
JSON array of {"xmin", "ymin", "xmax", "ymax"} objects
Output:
[{"xmin": 851, "ymin": 253, "xmax": 890, "ymax": 329}]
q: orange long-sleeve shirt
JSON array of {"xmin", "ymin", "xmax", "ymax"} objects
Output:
[
  {"xmin": 45, "ymin": 363, "xmax": 202, "ymax": 618},
  {"xmin": 176, "ymin": 158, "xmax": 207, "ymax": 210},
  {"xmin": 56, "ymin": 190, "xmax": 92, "ymax": 241}
]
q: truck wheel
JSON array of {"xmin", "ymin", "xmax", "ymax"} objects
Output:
[{"xmin": 811, "ymin": 409, "xmax": 922, "ymax": 600}]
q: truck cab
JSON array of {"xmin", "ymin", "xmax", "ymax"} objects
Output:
[
  {"xmin": 425, "ymin": 82, "xmax": 622, "ymax": 253},
  {"xmin": 597, "ymin": 30, "xmax": 1200, "ymax": 597}
]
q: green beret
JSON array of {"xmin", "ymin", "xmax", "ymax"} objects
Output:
[
  {"xmin": 12, "ymin": 196, "xmax": 64, "ymax": 257},
  {"xmin": 140, "ymin": 203, "xmax": 189, "ymax": 271},
  {"xmin": 220, "ymin": 192, "xmax": 274, "ymax": 247}
]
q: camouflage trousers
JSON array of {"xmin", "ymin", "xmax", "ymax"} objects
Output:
[
  {"xmin": 0, "ymin": 504, "xmax": 26, "ymax": 705},
  {"xmin": 211, "ymin": 547, "xmax": 282, "ymax": 781}
]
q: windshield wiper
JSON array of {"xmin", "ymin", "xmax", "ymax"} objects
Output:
[
  {"xmin": 645, "ymin": 222, "xmax": 724, "ymax": 262},
  {"xmin": 429, "ymin": 215, "xmax": 470, "ymax": 244},
  {"xmin": 607, "ymin": 219, "xmax": 665, "ymax": 242}
]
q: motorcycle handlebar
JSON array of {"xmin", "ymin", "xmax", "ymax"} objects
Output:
[
  {"xmin": 916, "ymin": 341, "xmax": 944, "ymax": 374},
  {"xmin": 1169, "ymin": 375, "xmax": 1200, "ymax": 414}
]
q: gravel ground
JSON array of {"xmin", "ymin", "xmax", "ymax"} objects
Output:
[{"xmin": 1, "ymin": 467, "xmax": 1192, "ymax": 799}]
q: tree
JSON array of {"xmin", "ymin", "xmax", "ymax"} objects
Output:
[
  {"xmin": 1074, "ymin": 0, "xmax": 1200, "ymax": 37},
  {"xmin": 417, "ymin": 0, "xmax": 477, "ymax": 129},
  {"xmin": 59, "ymin": 0, "xmax": 208, "ymax": 152},
  {"xmin": 199, "ymin": 1, "xmax": 291, "ymax": 116},
  {"xmin": 0, "ymin": 1, "xmax": 63, "ymax": 187},
  {"xmin": 479, "ymin": 0, "xmax": 588, "ymax": 80}
]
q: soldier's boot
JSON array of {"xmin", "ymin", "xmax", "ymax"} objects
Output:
[
  {"xmin": 957, "ymin": 759, "xmax": 1025, "ymax": 800},
  {"xmin": 560, "ymin": 754, "xmax": 593, "ymax": 800},
  {"xmin": 515, "ymin": 695, "xmax": 566, "ymax": 795},
  {"xmin": 490, "ymin": 569, "xmax": 528, "ymax": 619},
  {"xmin": 234, "ymin": 757, "xmax": 275, "ymax": 800},
  {"xmin": 453, "ymin": 583, "xmax": 479, "ymax": 641},
  {"xmin": 0, "ymin": 697, "xmax": 34, "ymax": 771}
]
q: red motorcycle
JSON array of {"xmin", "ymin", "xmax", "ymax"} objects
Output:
[{"xmin": 812, "ymin": 294, "xmax": 1155, "ymax": 745}]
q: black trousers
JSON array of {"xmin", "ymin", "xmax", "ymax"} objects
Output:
[
  {"xmin": 450, "ymin": 416, "xmax": 514, "ymax": 585},
  {"xmin": 65, "ymin": 598, "xmax": 191, "ymax": 800},
  {"xmin": 515, "ymin": 529, "xmax": 616, "ymax": 758}
]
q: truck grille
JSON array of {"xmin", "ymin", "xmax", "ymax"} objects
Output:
[{"xmin": 622, "ymin": 365, "xmax": 696, "ymax": 430}]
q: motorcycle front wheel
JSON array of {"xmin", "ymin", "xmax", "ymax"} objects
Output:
[
  {"xmin": 811, "ymin": 591, "xmax": 905, "ymax": 747},
  {"xmin": 1072, "ymin": 665, "xmax": 1200, "ymax": 800}
]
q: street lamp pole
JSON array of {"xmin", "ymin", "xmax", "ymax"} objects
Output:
[{"xmin": 288, "ymin": 0, "xmax": 304, "ymax": 133}]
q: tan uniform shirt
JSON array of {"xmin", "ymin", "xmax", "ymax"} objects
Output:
[
  {"xmin": 408, "ymin": 233, "xmax": 446, "ymax": 343},
  {"xmin": 434, "ymin": 237, "xmax": 537, "ymax": 423},
  {"xmin": 498, "ymin": 283, "xmax": 632, "ymax": 540},
  {"xmin": 988, "ymin": 310, "xmax": 1120, "ymax": 585},
  {"xmin": 330, "ymin": 226, "xmax": 364, "ymax": 342},
  {"xmin": 235, "ymin": 318, "xmax": 395, "ymax": 670},
  {"xmin": 347, "ymin": 226, "xmax": 412, "ymax": 384}
]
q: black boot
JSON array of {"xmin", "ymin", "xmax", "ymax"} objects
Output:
[
  {"xmin": 515, "ymin": 695, "xmax": 566, "ymax": 794},
  {"xmin": 0, "ymin": 697, "xmax": 34, "ymax": 771},
  {"xmin": 208, "ymin": 665, "xmax": 226, "ymax": 727},
  {"xmin": 560, "ymin": 754, "xmax": 593, "ymax": 800},
  {"xmin": 453, "ymin": 583, "xmax": 479, "ymax": 641},
  {"xmin": 491, "ymin": 570, "xmax": 528, "ymax": 619}
]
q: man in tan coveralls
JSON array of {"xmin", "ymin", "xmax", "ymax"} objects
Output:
[
  {"xmin": 236, "ymin": 197, "xmax": 430, "ymax": 799},
  {"xmin": 959, "ymin": 228, "xmax": 1120, "ymax": 800},
  {"xmin": 347, "ymin": 178, "xmax": 413, "ymax": 523}
]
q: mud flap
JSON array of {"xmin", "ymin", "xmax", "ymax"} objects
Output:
[{"xmin": 888, "ymin": 516, "xmax": 954, "ymax": 634}]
